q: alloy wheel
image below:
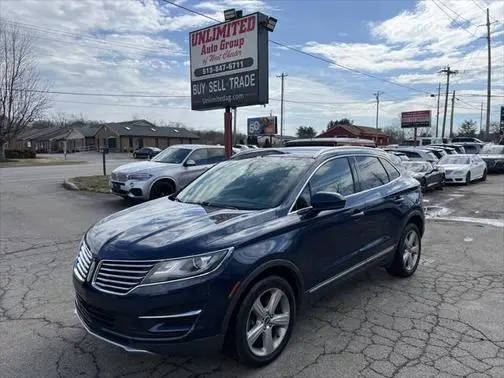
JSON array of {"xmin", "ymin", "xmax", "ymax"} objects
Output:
[
  {"xmin": 246, "ymin": 288, "xmax": 290, "ymax": 357},
  {"xmin": 402, "ymin": 229, "xmax": 419, "ymax": 271}
]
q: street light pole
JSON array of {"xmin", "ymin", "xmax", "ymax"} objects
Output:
[
  {"xmin": 277, "ymin": 73, "xmax": 287, "ymax": 143},
  {"xmin": 436, "ymin": 82, "xmax": 441, "ymax": 137},
  {"xmin": 374, "ymin": 91, "xmax": 384, "ymax": 145},
  {"xmin": 439, "ymin": 66, "xmax": 458, "ymax": 140}
]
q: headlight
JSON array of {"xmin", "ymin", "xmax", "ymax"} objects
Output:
[
  {"xmin": 127, "ymin": 173, "xmax": 152, "ymax": 181},
  {"xmin": 142, "ymin": 248, "xmax": 232, "ymax": 284}
]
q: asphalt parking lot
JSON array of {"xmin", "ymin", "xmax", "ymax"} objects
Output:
[{"xmin": 1, "ymin": 157, "xmax": 503, "ymax": 377}]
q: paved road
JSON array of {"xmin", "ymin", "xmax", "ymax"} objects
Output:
[{"xmin": 1, "ymin": 160, "xmax": 503, "ymax": 377}]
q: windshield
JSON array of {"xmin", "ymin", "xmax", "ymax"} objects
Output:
[
  {"xmin": 176, "ymin": 157, "xmax": 313, "ymax": 210},
  {"xmin": 439, "ymin": 156, "xmax": 470, "ymax": 165},
  {"xmin": 403, "ymin": 162, "xmax": 431, "ymax": 172},
  {"xmin": 151, "ymin": 147, "xmax": 191, "ymax": 164},
  {"xmin": 480, "ymin": 145, "xmax": 504, "ymax": 155}
]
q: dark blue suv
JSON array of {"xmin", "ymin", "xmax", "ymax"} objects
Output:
[{"xmin": 73, "ymin": 147, "xmax": 424, "ymax": 367}]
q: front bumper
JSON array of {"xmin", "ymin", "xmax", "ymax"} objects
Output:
[
  {"xmin": 73, "ymin": 273, "xmax": 228, "ymax": 355},
  {"xmin": 444, "ymin": 171, "xmax": 468, "ymax": 183},
  {"xmin": 109, "ymin": 179, "xmax": 151, "ymax": 200}
]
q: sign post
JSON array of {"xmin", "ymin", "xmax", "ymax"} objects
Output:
[
  {"xmin": 189, "ymin": 11, "xmax": 274, "ymax": 157},
  {"xmin": 401, "ymin": 110, "xmax": 432, "ymax": 145}
]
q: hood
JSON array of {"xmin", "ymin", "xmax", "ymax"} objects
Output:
[
  {"xmin": 439, "ymin": 164, "xmax": 468, "ymax": 170},
  {"xmin": 86, "ymin": 199, "xmax": 275, "ymax": 260},
  {"xmin": 112, "ymin": 161, "xmax": 178, "ymax": 174},
  {"xmin": 480, "ymin": 154, "xmax": 504, "ymax": 160}
]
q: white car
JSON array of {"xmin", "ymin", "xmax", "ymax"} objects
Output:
[
  {"xmin": 437, "ymin": 154, "xmax": 487, "ymax": 184},
  {"xmin": 109, "ymin": 145, "xmax": 226, "ymax": 200}
]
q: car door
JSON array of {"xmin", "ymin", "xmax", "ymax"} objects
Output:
[
  {"xmin": 290, "ymin": 157, "xmax": 369, "ymax": 289},
  {"xmin": 178, "ymin": 148, "xmax": 211, "ymax": 188},
  {"xmin": 353, "ymin": 155, "xmax": 399, "ymax": 261},
  {"xmin": 472, "ymin": 155, "xmax": 485, "ymax": 178}
]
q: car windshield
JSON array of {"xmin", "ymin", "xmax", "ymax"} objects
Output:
[
  {"xmin": 481, "ymin": 145, "xmax": 504, "ymax": 155},
  {"xmin": 403, "ymin": 162, "xmax": 430, "ymax": 172},
  {"xmin": 439, "ymin": 156, "xmax": 470, "ymax": 165},
  {"xmin": 176, "ymin": 157, "xmax": 313, "ymax": 210},
  {"xmin": 151, "ymin": 147, "xmax": 191, "ymax": 164}
]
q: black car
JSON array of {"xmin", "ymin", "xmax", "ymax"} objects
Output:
[
  {"xmin": 479, "ymin": 144, "xmax": 504, "ymax": 172},
  {"xmin": 133, "ymin": 147, "xmax": 161, "ymax": 159},
  {"xmin": 402, "ymin": 161, "xmax": 444, "ymax": 192},
  {"xmin": 73, "ymin": 147, "xmax": 424, "ymax": 366}
]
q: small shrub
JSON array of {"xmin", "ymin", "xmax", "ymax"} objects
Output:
[{"xmin": 5, "ymin": 149, "xmax": 36, "ymax": 159}]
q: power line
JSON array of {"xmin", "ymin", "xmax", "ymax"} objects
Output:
[
  {"xmin": 162, "ymin": 0, "xmax": 434, "ymax": 96},
  {"xmin": 2, "ymin": 18, "xmax": 183, "ymax": 56},
  {"xmin": 431, "ymin": 0, "xmax": 479, "ymax": 38}
]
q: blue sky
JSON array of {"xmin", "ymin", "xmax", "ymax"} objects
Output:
[{"xmin": 1, "ymin": 0, "xmax": 503, "ymax": 136}]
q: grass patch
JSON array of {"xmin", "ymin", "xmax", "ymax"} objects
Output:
[
  {"xmin": 0, "ymin": 158, "xmax": 85, "ymax": 168},
  {"xmin": 71, "ymin": 175, "xmax": 110, "ymax": 193}
]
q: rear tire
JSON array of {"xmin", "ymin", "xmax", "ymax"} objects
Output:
[
  {"xmin": 387, "ymin": 223, "xmax": 421, "ymax": 277},
  {"xmin": 481, "ymin": 169, "xmax": 487, "ymax": 181},
  {"xmin": 233, "ymin": 276, "xmax": 296, "ymax": 367},
  {"xmin": 149, "ymin": 180, "xmax": 175, "ymax": 200}
]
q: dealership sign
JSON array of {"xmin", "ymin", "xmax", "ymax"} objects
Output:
[
  {"xmin": 247, "ymin": 116, "xmax": 277, "ymax": 135},
  {"xmin": 401, "ymin": 110, "xmax": 431, "ymax": 128},
  {"xmin": 189, "ymin": 13, "xmax": 269, "ymax": 111}
]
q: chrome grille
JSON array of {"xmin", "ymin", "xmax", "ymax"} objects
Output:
[
  {"xmin": 111, "ymin": 172, "xmax": 127, "ymax": 182},
  {"xmin": 74, "ymin": 242, "xmax": 93, "ymax": 282},
  {"xmin": 93, "ymin": 260, "xmax": 156, "ymax": 295}
]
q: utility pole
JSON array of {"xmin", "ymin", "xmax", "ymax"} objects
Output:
[
  {"xmin": 485, "ymin": 8, "xmax": 491, "ymax": 138},
  {"xmin": 277, "ymin": 73, "xmax": 287, "ymax": 143},
  {"xmin": 374, "ymin": 90, "xmax": 384, "ymax": 145},
  {"xmin": 480, "ymin": 102, "xmax": 484, "ymax": 135},
  {"xmin": 449, "ymin": 90, "xmax": 455, "ymax": 139},
  {"xmin": 439, "ymin": 66, "xmax": 458, "ymax": 139},
  {"xmin": 435, "ymin": 83, "xmax": 441, "ymax": 137},
  {"xmin": 233, "ymin": 107, "xmax": 237, "ymax": 144}
]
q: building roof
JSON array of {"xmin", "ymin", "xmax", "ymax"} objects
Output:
[
  {"xmin": 78, "ymin": 124, "xmax": 101, "ymax": 137},
  {"xmin": 102, "ymin": 120, "xmax": 199, "ymax": 139},
  {"xmin": 318, "ymin": 124, "xmax": 388, "ymax": 138}
]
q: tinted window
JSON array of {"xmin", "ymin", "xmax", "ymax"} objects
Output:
[
  {"xmin": 402, "ymin": 151, "xmax": 421, "ymax": 159},
  {"xmin": 355, "ymin": 156, "xmax": 389, "ymax": 191},
  {"xmin": 381, "ymin": 158, "xmax": 400, "ymax": 180},
  {"xmin": 207, "ymin": 148, "xmax": 226, "ymax": 164},
  {"xmin": 188, "ymin": 149, "xmax": 209, "ymax": 165},
  {"xmin": 293, "ymin": 185, "xmax": 311, "ymax": 211},
  {"xmin": 310, "ymin": 158, "xmax": 355, "ymax": 196}
]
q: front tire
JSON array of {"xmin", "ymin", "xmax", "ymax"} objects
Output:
[
  {"xmin": 465, "ymin": 172, "xmax": 471, "ymax": 185},
  {"xmin": 387, "ymin": 223, "xmax": 421, "ymax": 277},
  {"xmin": 233, "ymin": 276, "xmax": 296, "ymax": 367},
  {"xmin": 149, "ymin": 180, "xmax": 175, "ymax": 200},
  {"xmin": 481, "ymin": 169, "xmax": 487, "ymax": 181}
]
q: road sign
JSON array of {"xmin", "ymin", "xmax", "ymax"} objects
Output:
[
  {"xmin": 401, "ymin": 110, "xmax": 431, "ymax": 128},
  {"xmin": 189, "ymin": 13, "xmax": 269, "ymax": 111},
  {"xmin": 247, "ymin": 116, "xmax": 277, "ymax": 135}
]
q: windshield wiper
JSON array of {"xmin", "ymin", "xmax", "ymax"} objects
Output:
[{"xmin": 200, "ymin": 201, "xmax": 239, "ymax": 210}]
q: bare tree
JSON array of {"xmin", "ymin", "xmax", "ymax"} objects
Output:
[{"xmin": 0, "ymin": 23, "xmax": 51, "ymax": 159}]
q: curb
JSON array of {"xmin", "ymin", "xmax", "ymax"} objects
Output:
[{"xmin": 62, "ymin": 179, "xmax": 80, "ymax": 191}]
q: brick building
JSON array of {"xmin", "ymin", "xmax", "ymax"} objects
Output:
[{"xmin": 318, "ymin": 124, "xmax": 389, "ymax": 146}]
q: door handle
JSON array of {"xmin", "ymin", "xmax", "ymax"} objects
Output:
[
  {"xmin": 393, "ymin": 196, "xmax": 404, "ymax": 204},
  {"xmin": 351, "ymin": 210, "xmax": 365, "ymax": 219}
]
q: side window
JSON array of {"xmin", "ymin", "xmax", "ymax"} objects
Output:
[
  {"xmin": 380, "ymin": 158, "xmax": 400, "ymax": 180},
  {"xmin": 293, "ymin": 184, "xmax": 311, "ymax": 211},
  {"xmin": 292, "ymin": 158, "xmax": 355, "ymax": 211},
  {"xmin": 355, "ymin": 156, "xmax": 389, "ymax": 191},
  {"xmin": 310, "ymin": 157, "xmax": 355, "ymax": 196},
  {"xmin": 404, "ymin": 151, "xmax": 420, "ymax": 159},
  {"xmin": 188, "ymin": 149, "xmax": 209, "ymax": 165},
  {"xmin": 207, "ymin": 148, "xmax": 226, "ymax": 164}
]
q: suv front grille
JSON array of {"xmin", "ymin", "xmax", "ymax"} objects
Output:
[
  {"xmin": 111, "ymin": 172, "xmax": 127, "ymax": 182},
  {"xmin": 74, "ymin": 242, "xmax": 93, "ymax": 282},
  {"xmin": 93, "ymin": 260, "xmax": 156, "ymax": 295}
]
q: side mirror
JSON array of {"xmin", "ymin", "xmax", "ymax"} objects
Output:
[
  {"xmin": 185, "ymin": 159, "xmax": 196, "ymax": 167},
  {"xmin": 311, "ymin": 192, "xmax": 346, "ymax": 211}
]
